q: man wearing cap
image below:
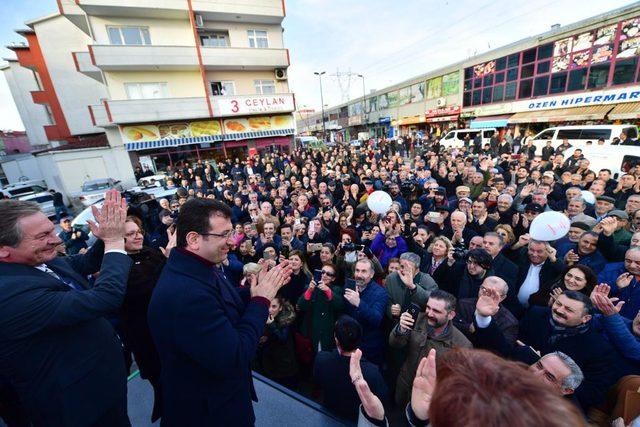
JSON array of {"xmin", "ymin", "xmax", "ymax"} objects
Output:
[
  {"xmin": 58, "ymin": 216, "xmax": 89, "ymax": 255},
  {"xmin": 555, "ymin": 221, "xmax": 592, "ymax": 248},
  {"xmin": 608, "ymin": 210, "xmax": 633, "ymax": 246},
  {"xmin": 595, "ymin": 196, "xmax": 616, "ymax": 221}
]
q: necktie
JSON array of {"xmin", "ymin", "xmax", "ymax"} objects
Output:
[{"xmin": 39, "ymin": 265, "xmax": 81, "ymax": 290}]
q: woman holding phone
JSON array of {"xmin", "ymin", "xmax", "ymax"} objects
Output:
[
  {"xmin": 278, "ymin": 250, "xmax": 311, "ymax": 307},
  {"xmin": 297, "ymin": 263, "xmax": 344, "ymax": 354}
]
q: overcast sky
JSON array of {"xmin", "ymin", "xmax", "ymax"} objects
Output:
[{"xmin": 0, "ymin": 0, "xmax": 637, "ymax": 130}]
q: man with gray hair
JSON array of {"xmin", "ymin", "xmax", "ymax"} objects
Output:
[
  {"xmin": 385, "ymin": 252, "xmax": 438, "ymax": 320},
  {"xmin": 0, "ymin": 190, "xmax": 133, "ymax": 426},
  {"xmin": 530, "ymin": 351, "xmax": 584, "ymax": 396}
]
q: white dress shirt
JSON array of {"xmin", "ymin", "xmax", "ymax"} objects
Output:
[{"xmin": 517, "ymin": 262, "xmax": 544, "ymax": 307}]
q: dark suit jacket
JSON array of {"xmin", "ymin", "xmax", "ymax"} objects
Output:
[
  {"xmin": 0, "ymin": 242, "xmax": 132, "ymax": 426},
  {"xmin": 148, "ymin": 248, "xmax": 269, "ymax": 427},
  {"xmin": 491, "ymin": 253, "xmax": 518, "ymax": 289}
]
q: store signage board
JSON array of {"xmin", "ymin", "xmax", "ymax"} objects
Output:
[
  {"xmin": 514, "ymin": 85, "xmax": 640, "ymax": 112},
  {"xmin": 215, "ymin": 94, "xmax": 295, "ymax": 117}
]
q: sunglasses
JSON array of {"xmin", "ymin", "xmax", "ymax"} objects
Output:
[{"xmin": 321, "ymin": 270, "xmax": 335, "ymax": 277}]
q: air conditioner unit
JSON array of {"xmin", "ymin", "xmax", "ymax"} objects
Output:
[
  {"xmin": 275, "ymin": 68, "xmax": 288, "ymax": 81},
  {"xmin": 195, "ymin": 14, "xmax": 204, "ymax": 28},
  {"xmin": 436, "ymin": 97, "xmax": 446, "ymax": 107}
]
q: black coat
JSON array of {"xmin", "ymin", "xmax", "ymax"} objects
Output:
[
  {"xmin": 491, "ymin": 253, "xmax": 518, "ymax": 290},
  {"xmin": 454, "ymin": 298, "xmax": 518, "ymax": 356},
  {"xmin": 0, "ymin": 242, "xmax": 133, "ymax": 426}
]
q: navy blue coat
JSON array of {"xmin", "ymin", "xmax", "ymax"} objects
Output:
[
  {"xmin": 148, "ymin": 248, "xmax": 269, "ymax": 427},
  {"xmin": 344, "ymin": 281, "xmax": 388, "ymax": 366},
  {"xmin": 0, "ymin": 242, "xmax": 132, "ymax": 426}
]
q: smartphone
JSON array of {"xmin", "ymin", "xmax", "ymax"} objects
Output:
[
  {"xmin": 313, "ymin": 269, "xmax": 323, "ymax": 283},
  {"xmin": 345, "ymin": 278, "xmax": 357, "ymax": 291},
  {"xmin": 281, "ymin": 245, "xmax": 290, "ymax": 259},
  {"xmin": 407, "ymin": 303, "xmax": 422, "ymax": 324},
  {"xmin": 309, "ymin": 222, "xmax": 316, "ymax": 234},
  {"xmin": 354, "ymin": 244, "xmax": 365, "ymax": 251},
  {"xmin": 427, "ymin": 211, "xmax": 440, "ymax": 219}
]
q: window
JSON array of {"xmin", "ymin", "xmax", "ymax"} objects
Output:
[
  {"xmin": 472, "ymin": 89, "xmax": 481, "ymax": 105},
  {"xmin": 495, "ymin": 72, "xmax": 505, "ymax": 83},
  {"xmin": 557, "ymin": 129, "xmax": 583, "ymax": 139},
  {"xmin": 463, "ymin": 92, "xmax": 472, "ymax": 107},
  {"xmin": 210, "ymin": 81, "xmax": 235, "ymax": 96},
  {"xmin": 537, "ymin": 61, "xmax": 550, "ymax": 74},
  {"xmin": 567, "ymin": 69, "xmax": 587, "ymax": 91},
  {"xmin": 254, "ymin": 79, "xmax": 276, "ymax": 94},
  {"xmin": 247, "ymin": 30, "xmax": 268, "ymax": 48},
  {"xmin": 474, "ymin": 77, "xmax": 482, "ymax": 88},
  {"xmin": 464, "ymin": 80, "xmax": 472, "ymax": 91},
  {"xmin": 107, "ymin": 26, "xmax": 151, "ymax": 45},
  {"xmin": 626, "ymin": 127, "xmax": 639, "ymax": 139},
  {"xmin": 518, "ymin": 79, "xmax": 533, "ymax": 98},
  {"xmin": 464, "ymin": 68, "xmax": 474, "ymax": 79},
  {"xmin": 522, "ymin": 48, "xmax": 536, "ymax": 64},
  {"xmin": 550, "ymin": 72, "xmax": 567, "ymax": 93},
  {"xmin": 614, "ymin": 58, "xmax": 638, "ymax": 85},
  {"xmin": 587, "ymin": 62, "xmax": 610, "ymax": 89},
  {"xmin": 493, "ymin": 85, "xmax": 504, "ymax": 102},
  {"xmin": 482, "ymin": 87, "xmax": 492, "ymax": 103},
  {"xmin": 483, "ymin": 74, "xmax": 494, "ymax": 86},
  {"xmin": 536, "ymin": 129, "xmax": 556, "ymax": 140},
  {"xmin": 507, "ymin": 53, "xmax": 520, "ymax": 68},
  {"xmin": 495, "ymin": 57, "xmax": 507, "ymax": 71},
  {"xmin": 504, "ymin": 82, "xmax": 517, "ymax": 100},
  {"xmin": 533, "ymin": 76, "xmax": 549, "ymax": 96},
  {"xmin": 200, "ymin": 32, "xmax": 229, "ymax": 47},
  {"xmin": 537, "ymin": 43, "xmax": 553, "ymax": 60},
  {"xmin": 506, "ymin": 68, "xmax": 518, "ymax": 82},
  {"xmin": 579, "ymin": 129, "xmax": 612, "ymax": 140},
  {"xmin": 124, "ymin": 82, "xmax": 169, "ymax": 99},
  {"xmin": 520, "ymin": 64, "xmax": 535, "ymax": 79}
]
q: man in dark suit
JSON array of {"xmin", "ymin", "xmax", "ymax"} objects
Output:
[
  {"xmin": 482, "ymin": 232, "xmax": 518, "ymax": 289},
  {"xmin": 0, "ymin": 190, "xmax": 133, "ymax": 427},
  {"xmin": 147, "ymin": 198, "xmax": 292, "ymax": 426}
]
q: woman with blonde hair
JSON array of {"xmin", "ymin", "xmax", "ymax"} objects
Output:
[
  {"xmin": 423, "ymin": 236, "xmax": 453, "ymax": 288},
  {"xmin": 495, "ymin": 224, "xmax": 518, "ymax": 262}
]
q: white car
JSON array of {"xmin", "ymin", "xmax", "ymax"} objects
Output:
[
  {"xmin": 77, "ymin": 178, "xmax": 124, "ymax": 207},
  {"xmin": 1, "ymin": 180, "xmax": 56, "ymax": 218}
]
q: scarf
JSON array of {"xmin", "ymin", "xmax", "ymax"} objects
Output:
[{"xmin": 549, "ymin": 316, "xmax": 590, "ymax": 345}]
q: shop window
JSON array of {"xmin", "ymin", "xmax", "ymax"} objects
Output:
[
  {"xmin": 522, "ymin": 48, "xmax": 536, "ymax": 64},
  {"xmin": 537, "ymin": 43, "xmax": 553, "ymax": 60},
  {"xmin": 496, "ymin": 57, "xmax": 507, "ymax": 71},
  {"xmin": 504, "ymin": 82, "xmax": 517, "ymax": 100},
  {"xmin": 495, "ymin": 72, "xmax": 505, "ymax": 83},
  {"xmin": 520, "ymin": 64, "xmax": 535, "ymax": 79},
  {"xmin": 587, "ymin": 62, "xmax": 610, "ymax": 89},
  {"xmin": 472, "ymin": 89, "xmax": 482, "ymax": 105},
  {"xmin": 518, "ymin": 79, "xmax": 533, "ymax": 98},
  {"xmin": 463, "ymin": 91, "xmax": 472, "ymax": 107},
  {"xmin": 506, "ymin": 68, "xmax": 518, "ymax": 82},
  {"xmin": 533, "ymin": 76, "xmax": 549, "ymax": 96},
  {"xmin": 537, "ymin": 61, "xmax": 550, "ymax": 74},
  {"xmin": 464, "ymin": 68, "xmax": 474, "ymax": 79},
  {"xmin": 508, "ymin": 53, "xmax": 520, "ymax": 68},
  {"xmin": 493, "ymin": 85, "xmax": 504, "ymax": 102},
  {"xmin": 474, "ymin": 78, "xmax": 482, "ymax": 88},
  {"xmin": 613, "ymin": 58, "xmax": 638, "ymax": 85},
  {"xmin": 549, "ymin": 72, "xmax": 567, "ymax": 93},
  {"xmin": 482, "ymin": 87, "xmax": 492, "ymax": 103},
  {"xmin": 567, "ymin": 69, "xmax": 587, "ymax": 91},
  {"xmin": 483, "ymin": 74, "xmax": 494, "ymax": 86},
  {"xmin": 464, "ymin": 79, "xmax": 473, "ymax": 91}
]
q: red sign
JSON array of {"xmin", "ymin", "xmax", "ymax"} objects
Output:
[{"xmin": 426, "ymin": 105, "xmax": 461, "ymax": 117}]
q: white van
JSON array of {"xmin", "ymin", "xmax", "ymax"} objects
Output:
[
  {"xmin": 441, "ymin": 128, "xmax": 497, "ymax": 148},
  {"xmin": 563, "ymin": 145, "xmax": 640, "ymax": 179},
  {"xmin": 531, "ymin": 125, "xmax": 638, "ymax": 152}
]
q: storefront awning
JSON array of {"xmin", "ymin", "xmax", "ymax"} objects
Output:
[
  {"xmin": 125, "ymin": 134, "xmax": 223, "ymax": 151},
  {"xmin": 508, "ymin": 105, "xmax": 613, "ymax": 124},
  {"xmin": 608, "ymin": 102, "xmax": 640, "ymax": 120},
  {"xmin": 222, "ymin": 128, "xmax": 295, "ymax": 141},
  {"xmin": 470, "ymin": 115, "xmax": 512, "ymax": 128}
]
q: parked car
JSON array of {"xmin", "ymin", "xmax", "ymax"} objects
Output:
[
  {"xmin": 77, "ymin": 178, "xmax": 124, "ymax": 207},
  {"xmin": 440, "ymin": 128, "xmax": 497, "ymax": 148},
  {"xmin": 531, "ymin": 124, "xmax": 638, "ymax": 151},
  {"xmin": 1, "ymin": 180, "xmax": 56, "ymax": 218},
  {"xmin": 562, "ymin": 145, "xmax": 640, "ymax": 180}
]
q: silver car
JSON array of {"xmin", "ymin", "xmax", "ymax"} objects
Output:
[
  {"xmin": 1, "ymin": 180, "xmax": 56, "ymax": 218},
  {"xmin": 78, "ymin": 178, "xmax": 124, "ymax": 207}
]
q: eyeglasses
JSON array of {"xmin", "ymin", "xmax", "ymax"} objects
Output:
[
  {"xmin": 321, "ymin": 270, "xmax": 335, "ymax": 277},
  {"xmin": 200, "ymin": 230, "xmax": 233, "ymax": 239}
]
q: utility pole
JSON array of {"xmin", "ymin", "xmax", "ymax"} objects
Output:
[
  {"xmin": 314, "ymin": 71, "xmax": 326, "ymax": 142},
  {"xmin": 357, "ymin": 74, "xmax": 366, "ymax": 126}
]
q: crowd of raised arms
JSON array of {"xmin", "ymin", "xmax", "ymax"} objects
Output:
[
  {"xmin": 131, "ymin": 133, "xmax": 638, "ymax": 426},
  {"xmin": 2, "ymin": 132, "xmax": 640, "ymax": 427}
]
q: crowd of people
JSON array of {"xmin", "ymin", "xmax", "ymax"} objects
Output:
[{"xmin": 1, "ymin": 130, "xmax": 639, "ymax": 426}]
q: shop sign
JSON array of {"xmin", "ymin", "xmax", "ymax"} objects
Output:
[
  {"xmin": 426, "ymin": 105, "xmax": 461, "ymax": 117},
  {"xmin": 513, "ymin": 86, "xmax": 640, "ymax": 112},
  {"xmin": 122, "ymin": 119, "xmax": 222, "ymax": 143},
  {"xmin": 214, "ymin": 94, "xmax": 295, "ymax": 117},
  {"xmin": 472, "ymin": 103, "xmax": 514, "ymax": 117},
  {"xmin": 222, "ymin": 115, "xmax": 294, "ymax": 134},
  {"xmin": 378, "ymin": 116, "xmax": 391, "ymax": 124},
  {"xmin": 348, "ymin": 116, "xmax": 362, "ymax": 126}
]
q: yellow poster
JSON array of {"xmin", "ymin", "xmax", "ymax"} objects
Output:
[
  {"xmin": 223, "ymin": 115, "xmax": 293, "ymax": 134},
  {"xmin": 122, "ymin": 119, "xmax": 222, "ymax": 143}
]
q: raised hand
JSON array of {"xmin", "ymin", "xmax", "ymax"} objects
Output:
[
  {"xmin": 350, "ymin": 349, "xmax": 385, "ymax": 421},
  {"xmin": 616, "ymin": 272, "xmax": 633, "ymax": 289},
  {"xmin": 592, "ymin": 293, "xmax": 625, "ymax": 317},
  {"xmin": 87, "ymin": 189, "xmax": 127, "ymax": 250},
  {"xmin": 476, "ymin": 288, "xmax": 500, "ymax": 317},
  {"xmin": 250, "ymin": 260, "xmax": 293, "ymax": 301},
  {"xmin": 549, "ymin": 287, "xmax": 564, "ymax": 306},
  {"xmin": 160, "ymin": 227, "xmax": 177, "ymax": 258},
  {"xmin": 411, "ymin": 349, "xmax": 437, "ymax": 421},
  {"xmin": 398, "ymin": 311, "xmax": 415, "ymax": 333}
]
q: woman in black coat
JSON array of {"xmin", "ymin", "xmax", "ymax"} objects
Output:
[{"xmin": 122, "ymin": 217, "xmax": 174, "ymax": 422}]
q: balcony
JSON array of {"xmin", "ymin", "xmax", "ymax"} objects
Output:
[
  {"xmin": 75, "ymin": 0, "xmax": 283, "ymax": 23},
  {"xmin": 30, "ymin": 90, "xmax": 48, "ymax": 104},
  {"xmin": 95, "ymin": 97, "xmax": 211, "ymax": 125},
  {"xmin": 73, "ymin": 52, "xmax": 103, "ymax": 82},
  {"xmin": 201, "ymin": 47, "xmax": 289, "ymax": 70},
  {"xmin": 89, "ymin": 45, "xmax": 199, "ymax": 71},
  {"xmin": 88, "ymin": 104, "xmax": 110, "ymax": 127},
  {"xmin": 57, "ymin": 0, "xmax": 91, "ymax": 35},
  {"xmin": 44, "ymin": 125, "xmax": 65, "ymax": 141}
]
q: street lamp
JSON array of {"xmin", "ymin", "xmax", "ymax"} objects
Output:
[{"xmin": 314, "ymin": 71, "xmax": 326, "ymax": 142}]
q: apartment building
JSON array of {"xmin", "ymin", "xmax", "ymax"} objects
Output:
[{"xmin": 60, "ymin": 0, "xmax": 294, "ymax": 170}]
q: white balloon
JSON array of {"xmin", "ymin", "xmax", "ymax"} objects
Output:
[
  {"xmin": 529, "ymin": 211, "xmax": 571, "ymax": 242},
  {"xmin": 366, "ymin": 191, "xmax": 393, "ymax": 214},
  {"xmin": 581, "ymin": 190, "xmax": 596, "ymax": 205}
]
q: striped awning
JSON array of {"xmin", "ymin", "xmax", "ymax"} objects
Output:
[
  {"xmin": 223, "ymin": 128, "xmax": 295, "ymax": 141},
  {"xmin": 508, "ymin": 105, "xmax": 613, "ymax": 124},
  {"xmin": 125, "ymin": 134, "xmax": 223, "ymax": 151},
  {"xmin": 608, "ymin": 102, "xmax": 640, "ymax": 120}
]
